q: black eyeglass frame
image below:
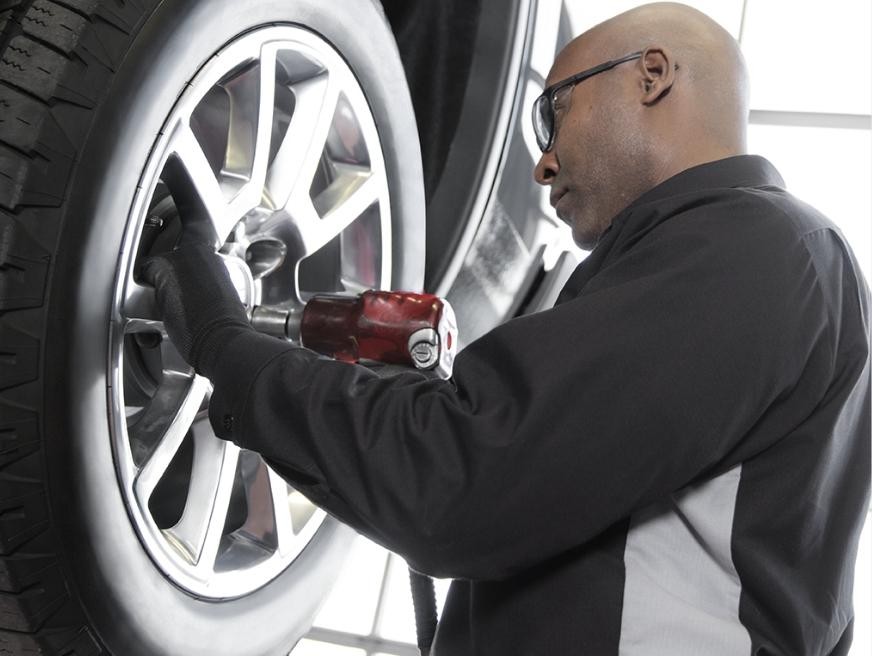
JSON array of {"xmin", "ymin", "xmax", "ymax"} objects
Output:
[{"xmin": 532, "ymin": 50, "xmax": 644, "ymax": 152}]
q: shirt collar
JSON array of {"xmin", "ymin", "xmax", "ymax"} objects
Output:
[
  {"xmin": 555, "ymin": 155, "xmax": 785, "ymax": 305},
  {"xmin": 621, "ymin": 154, "xmax": 785, "ymax": 212}
]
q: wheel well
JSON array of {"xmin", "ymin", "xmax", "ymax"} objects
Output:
[
  {"xmin": 380, "ymin": 0, "xmax": 483, "ymax": 201},
  {"xmin": 380, "ymin": 0, "xmax": 524, "ymax": 288}
]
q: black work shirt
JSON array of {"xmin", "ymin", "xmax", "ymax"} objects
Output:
[{"xmin": 210, "ymin": 155, "xmax": 871, "ymax": 655}]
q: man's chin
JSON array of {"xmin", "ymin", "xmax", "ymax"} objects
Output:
[
  {"xmin": 558, "ymin": 212, "xmax": 588, "ymax": 250},
  {"xmin": 559, "ymin": 206, "xmax": 599, "ymax": 250},
  {"xmin": 571, "ymin": 225, "xmax": 598, "ymax": 251}
]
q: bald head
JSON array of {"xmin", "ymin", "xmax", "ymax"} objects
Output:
[
  {"xmin": 574, "ymin": 3, "xmax": 749, "ymax": 147},
  {"xmin": 534, "ymin": 3, "xmax": 750, "ymax": 249}
]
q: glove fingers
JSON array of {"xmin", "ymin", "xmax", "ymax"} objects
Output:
[{"xmin": 138, "ymin": 245, "xmax": 253, "ymax": 375}]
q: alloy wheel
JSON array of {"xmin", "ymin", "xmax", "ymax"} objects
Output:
[{"xmin": 108, "ymin": 25, "xmax": 391, "ymax": 599}]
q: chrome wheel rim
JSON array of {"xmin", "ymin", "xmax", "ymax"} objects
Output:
[{"xmin": 109, "ymin": 25, "xmax": 391, "ymax": 599}]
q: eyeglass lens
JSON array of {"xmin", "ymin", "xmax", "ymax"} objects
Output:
[{"xmin": 532, "ymin": 94, "xmax": 553, "ymax": 152}]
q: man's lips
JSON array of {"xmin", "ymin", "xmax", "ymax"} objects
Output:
[
  {"xmin": 550, "ymin": 188, "xmax": 573, "ymax": 223},
  {"xmin": 550, "ymin": 188, "xmax": 568, "ymax": 208}
]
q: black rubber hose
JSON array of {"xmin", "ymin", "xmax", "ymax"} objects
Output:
[{"xmin": 408, "ymin": 568, "xmax": 438, "ymax": 655}]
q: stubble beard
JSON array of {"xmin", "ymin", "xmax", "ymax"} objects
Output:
[{"xmin": 573, "ymin": 112, "xmax": 654, "ymax": 249}]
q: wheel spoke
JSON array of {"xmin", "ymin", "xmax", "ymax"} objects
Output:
[
  {"xmin": 222, "ymin": 64, "xmax": 260, "ymax": 186},
  {"xmin": 165, "ymin": 124, "xmax": 234, "ymax": 244},
  {"xmin": 133, "ymin": 375, "xmax": 209, "ymax": 500},
  {"xmin": 235, "ymin": 457, "xmax": 277, "ymax": 546},
  {"xmin": 123, "ymin": 281, "xmax": 158, "ymax": 322},
  {"xmin": 161, "ymin": 421, "xmax": 236, "ymax": 567},
  {"xmin": 268, "ymin": 467, "xmax": 294, "ymax": 556},
  {"xmin": 288, "ymin": 488, "xmax": 318, "ymax": 535},
  {"xmin": 226, "ymin": 49, "xmax": 277, "ymax": 218},
  {"xmin": 192, "ymin": 439, "xmax": 240, "ymax": 574},
  {"xmin": 295, "ymin": 171, "xmax": 380, "ymax": 257},
  {"xmin": 266, "ymin": 71, "xmax": 340, "ymax": 209}
]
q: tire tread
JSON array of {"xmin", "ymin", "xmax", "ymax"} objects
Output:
[{"xmin": 0, "ymin": 0, "xmax": 151, "ymax": 652}]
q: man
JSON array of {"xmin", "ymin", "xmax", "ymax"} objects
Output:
[{"xmin": 144, "ymin": 3, "xmax": 870, "ymax": 654}]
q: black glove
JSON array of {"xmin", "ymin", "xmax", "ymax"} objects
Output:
[{"xmin": 140, "ymin": 243, "xmax": 253, "ymax": 378}]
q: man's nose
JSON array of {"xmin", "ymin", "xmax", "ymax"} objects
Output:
[{"xmin": 534, "ymin": 148, "xmax": 558, "ymax": 186}]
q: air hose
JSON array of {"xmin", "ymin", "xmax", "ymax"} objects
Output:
[{"xmin": 409, "ymin": 568, "xmax": 438, "ymax": 655}]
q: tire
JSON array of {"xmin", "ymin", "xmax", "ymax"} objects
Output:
[{"xmin": 0, "ymin": 1, "xmax": 424, "ymax": 654}]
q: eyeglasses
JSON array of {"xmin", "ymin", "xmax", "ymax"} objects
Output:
[{"xmin": 532, "ymin": 51, "xmax": 643, "ymax": 152}]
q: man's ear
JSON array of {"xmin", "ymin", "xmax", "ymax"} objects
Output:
[{"xmin": 639, "ymin": 47, "xmax": 675, "ymax": 105}]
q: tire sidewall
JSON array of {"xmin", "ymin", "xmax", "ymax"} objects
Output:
[{"xmin": 44, "ymin": 1, "xmax": 423, "ymax": 654}]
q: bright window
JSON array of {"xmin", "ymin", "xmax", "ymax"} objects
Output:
[{"xmin": 741, "ymin": 0, "xmax": 871, "ymax": 116}]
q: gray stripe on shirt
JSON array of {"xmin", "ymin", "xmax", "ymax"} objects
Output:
[{"xmin": 618, "ymin": 464, "xmax": 751, "ymax": 655}]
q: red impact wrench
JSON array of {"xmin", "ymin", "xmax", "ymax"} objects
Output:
[{"xmin": 250, "ymin": 291, "xmax": 458, "ymax": 379}]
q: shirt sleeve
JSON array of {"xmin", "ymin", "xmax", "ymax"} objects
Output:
[{"xmin": 207, "ymin": 211, "xmax": 833, "ymax": 580}]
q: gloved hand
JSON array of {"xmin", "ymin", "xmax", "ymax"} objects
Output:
[{"xmin": 140, "ymin": 243, "xmax": 253, "ymax": 378}]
